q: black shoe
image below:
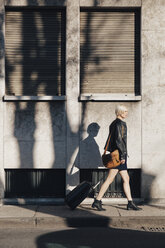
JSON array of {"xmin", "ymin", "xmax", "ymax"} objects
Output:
[
  {"xmin": 92, "ymin": 199, "xmax": 106, "ymax": 211},
  {"xmin": 127, "ymin": 201, "xmax": 142, "ymax": 211}
]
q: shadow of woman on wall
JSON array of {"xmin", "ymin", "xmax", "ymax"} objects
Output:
[
  {"xmin": 68, "ymin": 122, "xmax": 103, "ymax": 188},
  {"xmin": 74, "ymin": 122, "xmax": 103, "ymax": 170}
]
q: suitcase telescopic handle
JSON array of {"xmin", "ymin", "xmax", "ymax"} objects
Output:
[
  {"xmin": 92, "ymin": 181, "xmax": 101, "ymax": 189},
  {"xmin": 92, "ymin": 176, "xmax": 105, "ymax": 189}
]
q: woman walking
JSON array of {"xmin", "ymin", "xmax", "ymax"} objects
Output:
[{"xmin": 92, "ymin": 105, "xmax": 142, "ymax": 211}]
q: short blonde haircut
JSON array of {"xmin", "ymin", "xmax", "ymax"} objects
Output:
[{"xmin": 115, "ymin": 105, "xmax": 128, "ymax": 116}]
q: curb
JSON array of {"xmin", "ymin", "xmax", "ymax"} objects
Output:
[{"xmin": 1, "ymin": 216, "xmax": 165, "ymax": 229}]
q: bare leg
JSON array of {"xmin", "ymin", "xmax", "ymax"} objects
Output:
[
  {"xmin": 119, "ymin": 170, "xmax": 132, "ymax": 201},
  {"xmin": 96, "ymin": 169, "xmax": 119, "ymax": 200}
]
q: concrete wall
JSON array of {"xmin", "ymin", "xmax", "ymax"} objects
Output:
[
  {"xmin": 0, "ymin": 0, "xmax": 164, "ymax": 201},
  {"xmin": 142, "ymin": 0, "xmax": 165, "ymax": 201},
  {"xmin": 0, "ymin": 2, "xmax": 5, "ymax": 198}
]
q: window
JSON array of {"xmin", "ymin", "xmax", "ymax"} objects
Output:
[
  {"xmin": 80, "ymin": 9, "xmax": 140, "ymax": 101},
  {"xmin": 5, "ymin": 8, "xmax": 66, "ymax": 99}
]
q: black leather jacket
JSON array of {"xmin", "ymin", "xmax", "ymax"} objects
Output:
[{"xmin": 104, "ymin": 118, "xmax": 127, "ymax": 160}]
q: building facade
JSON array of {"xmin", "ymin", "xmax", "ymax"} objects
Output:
[{"xmin": 0, "ymin": 0, "xmax": 164, "ymax": 203}]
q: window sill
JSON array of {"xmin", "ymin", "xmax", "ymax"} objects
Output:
[
  {"xmin": 79, "ymin": 94, "xmax": 141, "ymax": 102},
  {"xmin": 3, "ymin": 95, "xmax": 67, "ymax": 101}
]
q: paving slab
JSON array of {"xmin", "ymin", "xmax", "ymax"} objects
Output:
[
  {"xmin": 117, "ymin": 205, "xmax": 165, "ymax": 217},
  {"xmin": 0, "ymin": 205, "xmax": 37, "ymax": 218},
  {"xmin": 79, "ymin": 204, "xmax": 120, "ymax": 217}
]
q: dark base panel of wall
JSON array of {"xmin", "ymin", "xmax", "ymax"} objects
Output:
[
  {"xmin": 5, "ymin": 169, "xmax": 66, "ymax": 198},
  {"xmin": 80, "ymin": 169, "xmax": 141, "ymax": 198}
]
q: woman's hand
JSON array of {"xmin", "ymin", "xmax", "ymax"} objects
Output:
[{"xmin": 121, "ymin": 159, "xmax": 125, "ymax": 164}]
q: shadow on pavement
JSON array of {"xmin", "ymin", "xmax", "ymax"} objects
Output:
[{"xmin": 36, "ymin": 227, "xmax": 165, "ymax": 248}]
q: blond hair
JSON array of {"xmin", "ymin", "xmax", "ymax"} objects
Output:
[{"xmin": 115, "ymin": 105, "xmax": 128, "ymax": 116}]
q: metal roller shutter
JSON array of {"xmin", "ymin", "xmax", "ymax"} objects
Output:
[
  {"xmin": 80, "ymin": 9, "xmax": 140, "ymax": 95},
  {"xmin": 5, "ymin": 169, "xmax": 66, "ymax": 198},
  {"xmin": 80, "ymin": 169, "xmax": 141, "ymax": 198},
  {"xmin": 5, "ymin": 8, "xmax": 66, "ymax": 96}
]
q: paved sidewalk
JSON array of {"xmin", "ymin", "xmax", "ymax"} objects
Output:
[{"xmin": 0, "ymin": 203, "xmax": 165, "ymax": 230}]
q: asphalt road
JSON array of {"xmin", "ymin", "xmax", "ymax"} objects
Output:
[{"xmin": 0, "ymin": 227, "xmax": 165, "ymax": 248}]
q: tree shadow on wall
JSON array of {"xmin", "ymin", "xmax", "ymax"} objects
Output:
[
  {"xmin": 4, "ymin": 0, "xmax": 141, "ymax": 199},
  {"xmin": 5, "ymin": 3, "xmax": 67, "ymax": 197}
]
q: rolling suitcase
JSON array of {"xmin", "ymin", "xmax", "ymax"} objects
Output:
[{"xmin": 65, "ymin": 180, "xmax": 101, "ymax": 210}]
